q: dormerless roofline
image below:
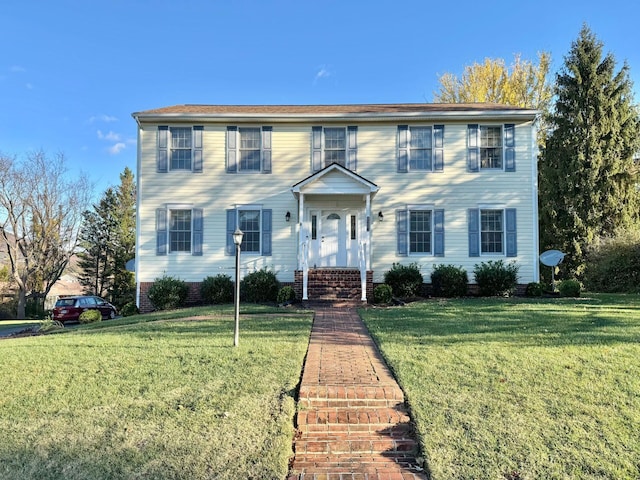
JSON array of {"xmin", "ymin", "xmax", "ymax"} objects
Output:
[{"xmin": 132, "ymin": 103, "xmax": 538, "ymax": 124}]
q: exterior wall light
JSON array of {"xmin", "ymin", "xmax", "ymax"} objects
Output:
[{"xmin": 378, "ymin": 211, "xmax": 384, "ymax": 222}]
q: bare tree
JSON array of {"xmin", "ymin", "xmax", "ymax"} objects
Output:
[{"xmin": 0, "ymin": 151, "xmax": 91, "ymax": 318}]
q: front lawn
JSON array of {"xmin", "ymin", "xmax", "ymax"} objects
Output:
[
  {"xmin": 0, "ymin": 306, "xmax": 313, "ymax": 480},
  {"xmin": 360, "ymin": 294, "xmax": 640, "ymax": 480}
]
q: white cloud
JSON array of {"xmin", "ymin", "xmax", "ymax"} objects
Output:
[
  {"xmin": 314, "ymin": 65, "xmax": 331, "ymax": 82},
  {"xmin": 89, "ymin": 114, "xmax": 118, "ymax": 124},
  {"xmin": 25, "ymin": 83, "xmax": 33, "ymax": 90},
  {"xmin": 108, "ymin": 143, "xmax": 126, "ymax": 155},
  {"xmin": 10, "ymin": 65, "xmax": 26, "ymax": 73},
  {"xmin": 97, "ymin": 130, "xmax": 122, "ymax": 142}
]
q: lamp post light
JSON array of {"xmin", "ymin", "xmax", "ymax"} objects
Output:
[{"xmin": 232, "ymin": 228, "xmax": 244, "ymax": 347}]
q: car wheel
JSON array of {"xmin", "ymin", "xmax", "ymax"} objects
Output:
[{"xmin": 109, "ymin": 310, "xmax": 116, "ymax": 319}]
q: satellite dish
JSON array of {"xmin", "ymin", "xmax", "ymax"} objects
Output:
[
  {"xmin": 125, "ymin": 258, "xmax": 135, "ymax": 272},
  {"xmin": 540, "ymin": 250, "xmax": 565, "ymax": 267}
]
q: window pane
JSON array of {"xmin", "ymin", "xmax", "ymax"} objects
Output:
[
  {"xmin": 409, "ymin": 149, "xmax": 432, "ymax": 170},
  {"xmin": 239, "ymin": 128, "xmax": 261, "ymax": 171},
  {"xmin": 171, "ymin": 128, "xmax": 192, "ymax": 148},
  {"xmin": 170, "ymin": 149, "xmax": 192, "ymax": 170},
  {"xmin": 325, "ymin": 150, "xmax": 346, "ymax": 166},
  {"xmin": 410, "ymin": 127, "xmax": 432, "ymax": 148},
  {"xmin": 169, "ymin": 209, "xmax": 192, "ymax": 252},
  {"xmin": 480, "ymin": 210, "xmax": 503, "ymax": 253},
  {"xmin": 480, "ymin": 126, "xmax": 502, "ymax": 168},
  {"xmin": 409, "ymin": 210, "xmax": 432, "ymax": 253},
  {"xmin": 239, "ymin": 210, "xmax": 260, "ymax": 252}
]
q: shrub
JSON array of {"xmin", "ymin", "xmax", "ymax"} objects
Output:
[
  {"xmin": 383, "ymin": 263, "xmax": 423, "ymax": 298},
  {"xmin": 240, "ymin": 268, "xmax": 280, "ymax": 303},
  {"xmin": 431, "ymin": 264, "xmax": 468, "ymax": 297},
  {"xmin": 277, "ymin": 286, "xmax": 297, "ymax": 304},
  {"xmin": 120, "ymin": 302, "xmax": 139, "ymax": 317},
  {"xmin": 78, "ymin": 309, "xmax": 102, "ymax": 324},
  {"xmin": 37, "ymin": 317, "xmax": 64, "ymax": 332},
  {"xmin": 558, "ymin": 279, "xmax": 581, "ymax": 297},
  {"xmin": 473, "ymin": 260, "xmax": 520, "ymax": 297},
  {"xmin": 373, "ymin": 284, "xmax": 393, "ymax": 304},
  {"xmin": 525, "ymin": 282, "xmax": 544, "ymax": 297},
  {"xmin": 147, "ymin": 275, "xmax": 189, "ymax": 310},
  {"xmin": 200, "ymin": 274, "xmax": 234, "ymax": 304},
  {"xmin": 583, "ymin": 230, "xmax": 640, "ymax": 293}
]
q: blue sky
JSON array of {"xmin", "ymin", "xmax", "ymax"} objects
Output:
[{"xmin": 1, "ymin": 0, "xmax": 638, "ymax": 197}]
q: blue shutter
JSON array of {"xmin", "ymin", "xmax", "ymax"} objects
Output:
[
  {"xmin": 312, "ymin": 126, "xmax": 322, "ymax": 171},
  {"xmin": 193, "ymin": 126, "xmax": 203, "ymax": 173},
  {"xmin": 347, "ymin": 126, "xmax": 357, "ymax": 171},
  {"xmin": 468, "ymin": 208, "xmax": 480, "ymax": 257},
  {"xmin": 467, "ymin": 124, "xmax": 479, "ymax": 172},
  {"xmin": 434, "ymin": 209, "xmax": 445, "ymax": 257},
  {"xmin": 504, "ymin": 124, "xmax": 516, "ymax": 172},
  {"xmin": 227, "ymin": 126, "xmax": 237, "ymax": 173},
  {"xmin": 396, "ymin": 209, "xmax": 408, "ymax": 256},
  {"xmin": 157, "ymin": 126, "xmax": 168, "ymax": 173},
  {"xmin": 156, "ymin": 208, "xmax": 167, "ymax": 255},
  {"xmin": 226, "ymin": 209, "xmax": 236, "ymax": 255},
  {"xmin": 262, "ymin": 209, "xmax": 272, "ymax": 256},
  {"xmin": 397, "ymin": 125, "xmax": 408, "ymax": 173},
  {"xmin": 192, "ymin": 208, "xmax": 203, "ymax": 256},
  {"xmin": 262, "ymin": 126, "xmax": 272, "ymax": 174},
  {"xmin": 505, "ymin": 208, "xmax": 517, "ymax": 257},
  {"xmin": 433, "ymin": 125, "xmax": 444, "ymax": 172}
]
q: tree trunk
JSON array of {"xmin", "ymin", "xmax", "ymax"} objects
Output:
[{"xmin": 16, "ymin": 288, "xmax": 26, "ymax": 319}]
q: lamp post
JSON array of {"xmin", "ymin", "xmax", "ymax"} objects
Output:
[{"xmin": 233, "ymin": 228, "xmax": 244, "ymax": 347}]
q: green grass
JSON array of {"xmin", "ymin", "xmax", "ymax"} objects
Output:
[
  {"xmin": 0, "ymin": 319, "xmax": 41, "ymax": 334},
  {"xmin": 360, "ymin": 294, "xmax": 640, "ymax": 480},
  {"xmin": 0, "ymin": 305, "xmax": 312, "ymax": 480}
]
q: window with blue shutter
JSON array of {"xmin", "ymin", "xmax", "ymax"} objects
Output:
[
  {"xmin": 157, "ymin": 207, "xmax": 203, "ymax": 255},
  {"xmin": 311, "ymin": 126, "xmax": 358, "ymax": 171},
  {"xmin": 468, "ymin": 208, "xmax": 516, "ymax": 256},
  {"xmin": 468, "ymin": 124, "xmax": 516, "ymax": 171},
  {"xmin": 157, "ymin": 126, "xmax": 203, "ymax": 173},
  {"xmin": 397, "ymin": 207, "xmax": 444, "ymax": 256},
  {"xmin": 398, "ymin": 125, "xmax": 444, "ymax": 172},
  {"xmin": 227, "ymin": 126, "xmax": 272, "ymax": 173},
  {"xmin": 225, "ymin": 207, "xmax": 272, "ymax": 256}
]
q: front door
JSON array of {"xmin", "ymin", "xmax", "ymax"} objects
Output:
[{"xmin": 309, "ymin": 210, "xmax": 359, "ymax": 268}]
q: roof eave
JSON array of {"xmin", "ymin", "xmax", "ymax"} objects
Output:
[{"xmin": 132, "ymin": 109, "xmax": 539, "ymax": 123}]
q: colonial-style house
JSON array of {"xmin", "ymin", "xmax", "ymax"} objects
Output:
[{"xmin": 132, "ymin": 103, "xmax": 539, "ymax": 311}]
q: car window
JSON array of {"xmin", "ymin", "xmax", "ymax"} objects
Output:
[
  {"xmin": 85, "ymin": 297, "xmax": 97, "ymax": 306},
  {"xmin": 55, "ymin": 298, "xmax": 76, "ymax": 307}
]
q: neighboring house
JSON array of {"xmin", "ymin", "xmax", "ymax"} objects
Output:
[{"xmin": 132, "ymin": 103, "xmax": 539, "ymax": 311}]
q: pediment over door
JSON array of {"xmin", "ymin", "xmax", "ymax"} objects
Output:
[{"xmin": 291, "ymin": 163, "xmax": 379, "ymax": 198}]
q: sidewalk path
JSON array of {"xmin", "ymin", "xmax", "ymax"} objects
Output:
[{"xmin": 288, "ymin": 306, "xmax": 427, "ymax": 479}]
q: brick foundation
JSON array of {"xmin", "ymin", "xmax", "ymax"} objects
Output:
[{"xmin": 139, "ymin": 281, "xmax": 203, "ymax": 313}]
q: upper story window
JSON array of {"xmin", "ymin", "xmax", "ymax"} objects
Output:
[
  {"xmin": 312, "ymin": 126, "xmax": 357, "ymax": 171},
  {"xmin": 467, "ymin": 124, "xmax": 515, "ymax": 172},
  {"xmin": 227, "ymin": 126, "xmax": 272, "ymax": 174},
  {"xmin": 157, "ymin": 126, "xmax": 203, "ymax": 173},
  {"xmin": 397, "ymin": 125, "xmax": 444, "ymax": 172},
  {"xmin": 480, "ymin": 126, "xmax": 502, "ymax": 169}
]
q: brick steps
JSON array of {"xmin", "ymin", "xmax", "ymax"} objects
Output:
[{"xmin": 288, "ymin": 307, "xmax": 428, "ymax": 480}]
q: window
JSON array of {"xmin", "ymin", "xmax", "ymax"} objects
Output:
[
  {"xmin": 468, "ymin": 208, "xmax": 517, "ymax": 257},
  {"xmin": 398, "ymin": 125, "xmax": 444, "ymax": 172},
  {"xmin": 170, "ymin": 127, "xmax": 192, "ymax": 170},
  {"xmin": 155, "ymin": 206, "xmax": 203, "ymax": 256},
  {"xmin": 480, "ymin": 209, "xmax": 503, "ymax": 254},
  {"xmin": 226, "ymin": 126, "xmax": 272, "ymax": 174},
  {"xmin": 324, "ymin": 128, "xmax": 346, "ymax": 166},
  {"xmin": 238, "ymin": 210, "xmax": 260, "ymax": 253},
  {"xmin": 157, "ymin": 126, "xmax": 203, "ymax": 173},
  {"xmin": 170, "ymin": 209, "xmax": 192, "ymax": 252},
  {"xmin": 409, "ymin": 127, "xmax": 432, "ymax": 170},
  {"xmin": 409, "ymin": 210, "xmax": 432, "ymax": 253},
  {"xmin": 396, "ymin": 207, "xmax": 444, "ymax": 256},
  {"xmin": 225, "ymin": 207, "xmax": 272, "ymax": 256},
  {"xmin": 312, "ymin": 126, "xmax": 357, "ymax": 171},
  {"xmin": 239, "ymin": 128, "xmax": 261, "ymax": 172},
  {"xmin": 467, "ymin": 124, "xmax": 515, "ymax": 172},
  {"xmin": 480, "ymin": 126, "xmax": 502, "ymax": 169}
]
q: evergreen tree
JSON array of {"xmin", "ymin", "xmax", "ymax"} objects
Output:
[
  {"xmin": 539, "ymin": 25, "xmax": 640, "ymax": 277},
  {"xmin": 78, "ymin": 168, "xmax": 136, "ymax": 306}
]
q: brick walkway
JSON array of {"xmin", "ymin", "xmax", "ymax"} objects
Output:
[{"xmin": 288, "ymin": 306, "xmax": 427, "ymax": 480}]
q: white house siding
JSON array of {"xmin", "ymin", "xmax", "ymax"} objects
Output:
[{"xmin": 136, "ymin": 111, "xmax": 538, "ymax": 297}]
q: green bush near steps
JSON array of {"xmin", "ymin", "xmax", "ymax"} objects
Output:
[
  {"xmin": 383, "ymin": 263, "xmax": 423, "ymax": 298},
  {"xmin": 431, "ymin": 264, "xmax": 468, "ymax": 297},
  {"xmin": 373, "ymin": 284, "xmax": 393, "ymax": 304}
]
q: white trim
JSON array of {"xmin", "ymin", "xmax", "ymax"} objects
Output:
[{"xmin": 531, "ymin": 117, "xmax": 540, "ymax": 281}]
